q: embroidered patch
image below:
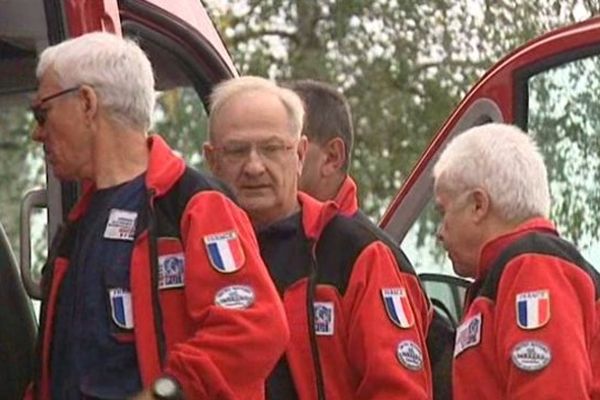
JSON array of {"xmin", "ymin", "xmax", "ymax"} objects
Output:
[
  {"xmin": 204, "ymin": 231, "xmax": 245, "ymax": 273},
  {"xmin": 104, "ymin": 209, "xmax": 137, "ymax": 241},
  {"xmin": 381, "ymin": 288, "xmax": 415, "ymax": 328},
  {"xmin": 158, "ymin": 252, "xmax": 185, "ymax": 289},
  {"xmin": 396, "ymin": 340, "xmax": 423, "ymax": 371},
  {"xmin": 109, "ymin": 288, "xmax": 134, "ymax": 329},
  {"xmin": 454, "ymin": 313, "xmax": 482, "ymax": 357},
  {"xmin": 516, "ymin": 290, "xmax": 550, "ymax": 330},
  {"xmin": 314, "ymin": 302, "xmax": 334, "ymax": 335},
  {"xmin": 511, "ymin": 340, "xmax": 552, "ymax": 371},
  {"xmin": 214, "ymin": 285, "xmax": 255, "ymax": 309}
]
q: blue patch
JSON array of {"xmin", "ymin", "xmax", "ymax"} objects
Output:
[
  {"xmin": 158, "ymin": 252, "xmax": 185, "ymax": 289},
  {"xmin": 314, "ymin": 302, "xmax": 334, "ymax": 335}
]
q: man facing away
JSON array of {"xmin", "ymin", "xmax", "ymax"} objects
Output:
[
  {"xmin": 204, "ymin": 76, "xmax": 432, "ymax": 400},
  {"xmin": 288, "ymin": 79, "xmax": 453, "ymax": 400},
  {"xmin": 433, "ymin": 123, "xmax": 600, "ymax": 399},
  {"xmin": 27, "ymin": 32, "xmax": 288, "ymax": 400}
]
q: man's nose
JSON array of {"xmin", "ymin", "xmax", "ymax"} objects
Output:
[
  {"xmin": 242, "ymin": 148, "xmax": 267, "ymax": 175},
  {"xmin": 31, "ymin": 124, "xmax": 45, "ymax": 143}
]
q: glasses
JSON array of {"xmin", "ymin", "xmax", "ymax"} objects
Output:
[
  {"xmin": 214, "ymin": 140, "xmax": 296, "ymax": 163},
  {"xmin": 30, "ymin": 86, "xmax": 81, "ymax": 126}
]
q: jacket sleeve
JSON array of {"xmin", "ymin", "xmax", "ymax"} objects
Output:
[
  {"xmin": 342, "ymin": 241, "xmax": 432, "ymax": 399},
  {"xmin": 495, "ymin": 254, "xmax": 596, "ymax": 399},
  {"xmin": 163, "ymin": 191, "xmax": 289, "ymax": 399}
]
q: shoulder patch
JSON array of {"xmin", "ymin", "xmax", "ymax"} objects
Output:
[
  {"xmin": 214, "ymin": 285, "xmax": 255, "ymax": 309},
  {"xmin": 396, "ymin": 340, "xmax": 423, "ymax": 371},
  {"xmin": 512, "ymin": 340, "xmax": 551, "ymax": 371},
  {"xmin": 204, "ymin": 231, "xmax": 245, "ymax": 273},
  {"xmin": 454, "ymin": 313, "xmax": 482, "ymax": 358},
  {"xmin": 516, "ymin": 289, "xmax": 550, "ymax": 330},
  {"xmin": 381, "ymin": 288, "xmax": 415, "ymax": 329}
]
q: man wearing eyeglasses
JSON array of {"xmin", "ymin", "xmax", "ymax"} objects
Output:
[
  {"xmin": 26, "ymin": 32, "xmax": 288, "ymax": 400},
  {"xmin": 204, "ymin": 76, "xmax": 432, "ymax": 400}
]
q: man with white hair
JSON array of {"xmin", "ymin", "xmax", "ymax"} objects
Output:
[
  {"xmin": 204, "ymin": 76, "xmax": 432, "ymax": 399},
  {"xmin": 27, "ymin": 32, "xmax": 288, "ymax": 400},
  {"xmin": 433, "ymin": 123, "xmax": 600, "ymax": 399}
]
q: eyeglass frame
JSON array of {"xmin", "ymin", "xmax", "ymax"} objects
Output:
[
  {"xmin": 210, "ymin": 139, "xmax": 298, "ymax": 164},
  {"xmin": 30, "ymin": 86, "xmax": 81, "ymax": 126}
]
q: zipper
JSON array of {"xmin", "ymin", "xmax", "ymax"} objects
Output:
[{"xmin": 306, "ymin": 239, "xmax": 326, "ymax": 400}]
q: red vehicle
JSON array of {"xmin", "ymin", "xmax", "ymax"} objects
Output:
[{"xmin": 1, "ymin": 1, "xmax": 599, "ymax": 397}]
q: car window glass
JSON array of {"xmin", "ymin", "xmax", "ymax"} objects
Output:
[{"xmin": 527, "ymin": 54, "xmax": 600, "ymax": 269}]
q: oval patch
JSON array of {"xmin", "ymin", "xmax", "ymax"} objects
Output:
[
  {"xmin": 214, "ymin": 285, "xmax": 255, "ymax": 310},
  {"xmin": 396, "ymin": 340, "xmax": 423, "ymax": 371},
  {"xmin": 511, "ymin": 340, "xmax": 551, "ymax": 371}
]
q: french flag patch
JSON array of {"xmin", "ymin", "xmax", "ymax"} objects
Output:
[
  {"xmin": 204, "ymin": 231, "xmax": 245, "ymax": 273},
  {"xmin": 516, "ymin": 289, "xmax": 550, "ymax": 330},
  {"xmin": 381, "ymin": 288, "xmax": 415, "ymax": 329},
  {"xmin": 109, "ymin": 288, "xmax": 134, "ymax": 329}
]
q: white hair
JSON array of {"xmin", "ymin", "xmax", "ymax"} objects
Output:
[
  {"xmin": 433, "ymin": 123, "xmax": 550, "ymax": 221},
  {"xmin": 208, "ymin": 76, "xmax": 304, "ymax": 141},
  {"xmin": 36, "ymin": 32, "xmax": 155, "ymax": 131}
]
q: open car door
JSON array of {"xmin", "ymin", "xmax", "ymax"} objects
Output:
[{"xmin": 381, "ymin": 17, "xmax": 600, "ymax": 317}]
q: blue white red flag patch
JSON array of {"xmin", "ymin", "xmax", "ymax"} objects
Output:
[
  {"xmin": 511, "ymin": 340, "xmax": 552, "ymax": 371},
  {"xmin": 109, "ymin": 288, "xmax": 134, "ymax": 329},
  {"xmin": 314, "ymin": 302, "xmax": 335, "ymax": 335},
  {"xmin": 158, "ymin": 252, "xmax": 185, "ymax": 289},
  {"xmin": 516, "ymin": 289, "xmax": 550, "ymax": 330},
  {"xmin": 396, "ymin": 340, "xmax": 423, "ymax": 371},
  {"xmin": 381, "ymin": 288, "xmax": 414, "ymax": 328},
  {"xmin": 454, "ymin": 313, "xmax": 482, "ymax": 357},
  {"xmin": 204, "ymin": 231, "xmax": 245, "ymax": 273}
]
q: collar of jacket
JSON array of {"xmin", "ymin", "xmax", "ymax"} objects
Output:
[
  {"xmin": 66, "ymin": 134, "xmax": 186, "ymax": 222},
  {"xmin": 334, "ymin": 174, "xmax": 359, "ymax": 217},
  {"xmin": 298, "ymin": 192, "xmax": 339, "ymax": 242},
  {"xmin": 476, "ymin": 217, "xmax": 558, "ymax": 280}
]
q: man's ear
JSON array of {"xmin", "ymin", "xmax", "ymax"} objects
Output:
[
  {"xmin": 321, "ymin": 137, "xmax": 346, "ymax": 176},
  {"xmin": 297, "ymin": 135, "xmax": 308, "ymax": 175},
  {"xmin": 471, "ymin": 188, "xmax": 491, "ymax": 223},
  {"xmin": 80, "ymin": 84, "xmax": 99, "ymax": 125},
  {"xmin": 203, "ymin": 142, "xmax": 218, "ymax": 172}
]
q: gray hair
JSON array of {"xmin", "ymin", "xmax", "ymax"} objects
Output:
[
  {"xmin": 36, "ymin": 32, "xmax": 155, "ymax": 131},
  {"xmin": 208, "ymin": 76, "xmax": 304, "ymax": 141},
  {"xmin": 433, "ymin": 123, "xmax": 550, "ymax": 221}
]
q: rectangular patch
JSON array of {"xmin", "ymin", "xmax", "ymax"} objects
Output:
[
  {"xmin": 104, "ymin": 209, "xmax": 137, "ymax": 241},
  {"xmin": 109, "ymin": 288, "xmax": 134, "ymax": 329},
  {"xmin": 454, "ymin": 313, "xmax": 482, "ymax": 358},
  {"xmin": 381, "ymin": 288, "xmax": 415, "ymax": 328},
  {"xmin": 158, "ymin": 252, "xmax": 185, "ymax": 289},
  {"xmin": 204, "ymin": 231, "xmax": 245, "ymax": 273},
  {"xmin": 314, "ymin": 302, "xmax": 334, "ymax": 336},
  {"xmin": 516, "ymin": 290, "xmax": 550, "ymax": 330}
]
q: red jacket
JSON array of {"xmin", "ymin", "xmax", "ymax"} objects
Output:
[
  {"xmin": 453, "ymin": 218, "xmax": 600, "ymax": 399},
  {"xmin": 274, "ymin": 194, "xmax": 432, "ymax": 399},
  {"xmin": 29, "ymin": 136, "xmax": 289, "ymax": 400},
  {"xmin": 333, "ymin": 175, "xmax": 359, "ymax": 217}
]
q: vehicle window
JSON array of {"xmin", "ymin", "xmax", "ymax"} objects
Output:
[{"xmin": 527, "ymin": 54, "xmax": 600, "ymax": 269}]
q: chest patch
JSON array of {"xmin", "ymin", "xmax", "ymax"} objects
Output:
[
  {"xmin": 313, "ymin": 302, "xmax": 334, "ymax": 336},
  {"xmin": 109, "ymin": 288, "xmax": 134, "ymax": 329},
  {"xmin": 396, "ymin": 340, "xmax": 423, "ymax": 371},
  {"xmin": 104, "ymin": 209, "xmax": 137, "ymax": 241},
  {"xmin": 158, "ymin": 252, "xmax": 185, "ymax": 289},
  {"xmin": 454, "ymin": 313, "xmax": 482, "ymax": 358},
  {"xmin": 511, "ymin": 340, "xmax": 552, "ymax": 371},
  {"xmin": 204, "ymin": 231, "xmax": 245, "ymax": 273},
  {"xmin": 516, "ymin": 289, "xmax": 550, "ymax": 330},
  {"xmin": 214, "ymin": 285, "xmax": 255, "ymax": 309},
  {"xmin": 381, "ymin": 287, "xmax": 415, "ymax": 329}
]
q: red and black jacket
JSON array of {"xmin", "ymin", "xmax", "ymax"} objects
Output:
[{"xmin": 29, "ymin": 135, "xmax": 289, "ymax": 400}]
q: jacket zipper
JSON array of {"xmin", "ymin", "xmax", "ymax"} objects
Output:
[{"xmin": 306, "ymin": 240, "xmax": 326, "ymax": 400}]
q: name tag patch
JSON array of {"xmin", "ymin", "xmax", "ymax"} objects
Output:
[
  {"xmin": 516, "ymin": 289, "xmax": 550, "ymax": 330},
  {"xmin": 396, "ymin": 340, "xmax": 423, "ymax": 371},
  {"xmin": 109, "ymin": 288, "xmax": 134, "ymax": 329},
  {"xmin": 511, "ymin": 340, "xmax": 552, "ymax": 371},
  {"xmin": 158, "ymin": 252, "xmax": 185, "ymax": 289},
  {"xmin": 454, "ymin": 313, "xmax": 482, "ymax": 357},
  {"xmin": 104, "ymin": 209, "xmax": 137, "ymax": 241},
  {"xmin": 204, "ymin": 231, "xmax": 245, "ymax": 273},
  {"xmin": 214, "ymin": 285, "xmax": 255, "ymax": 309},
  {"xmin": 314, "ymin": 302, "xmax": 334, "ymax": 336},
  {"xmin": 381, "ymin": 287, "xmax": 415, "ymax": 329}
]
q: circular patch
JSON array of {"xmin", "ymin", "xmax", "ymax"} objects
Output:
[
  {"xmin": 511, "ymin": 340, "xmax": 551, "ymax": 371},
  {"xmin": 214, "ymin": 285, "xmax": 255, "ymax": 310},
  {"xmin": 396, "ymin": 340, "xmax": 423, "ymax": 371}
]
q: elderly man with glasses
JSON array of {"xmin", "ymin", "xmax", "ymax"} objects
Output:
[
  {"xmin": 204, "ymin": 76, "xmax": 432, "ymax": 400},
  {"xmin": 27, "ymin": 32, "xmax": 288, "ymax": 400}
]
